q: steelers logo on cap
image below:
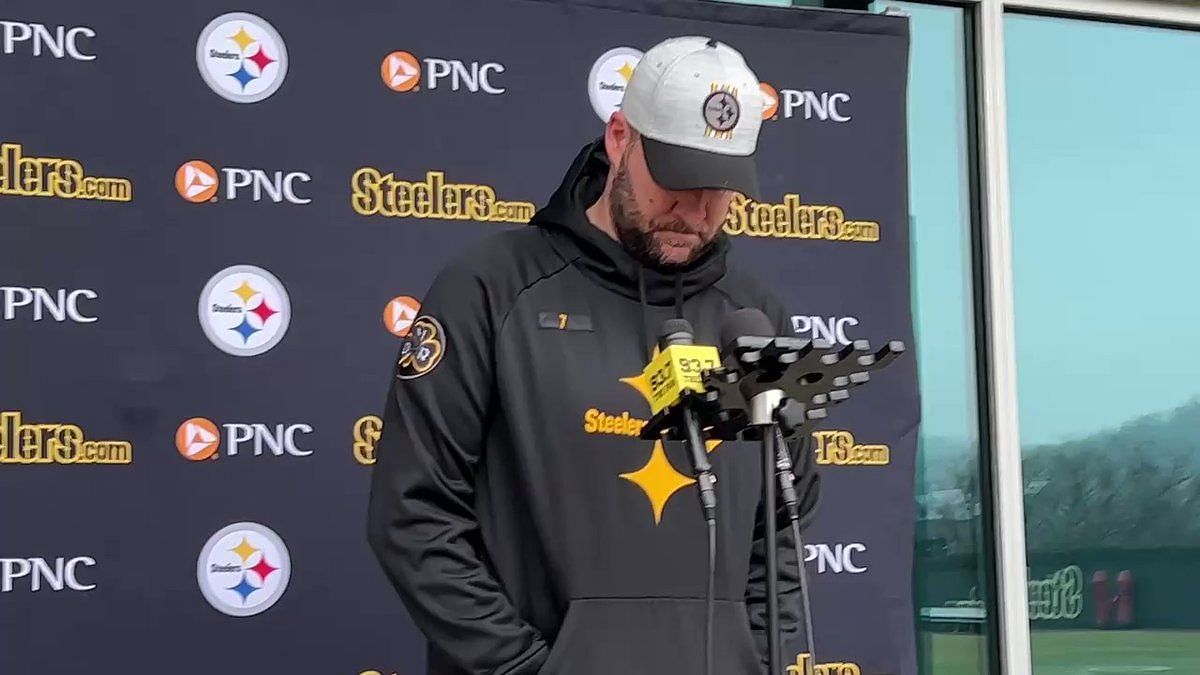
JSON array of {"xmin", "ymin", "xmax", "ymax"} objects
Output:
[{"xmin": 703, "ymin": 89, "xmax": 740, "ymax": 136}]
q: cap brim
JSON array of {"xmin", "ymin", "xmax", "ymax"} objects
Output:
[{"xmin": 641, "ymin": 137, "xmax": 760, "ymax": 201}]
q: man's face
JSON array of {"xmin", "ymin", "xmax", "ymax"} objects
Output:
[{"xmin": 610, "ymin": 136, "xmax": 734, "ymax": 268}]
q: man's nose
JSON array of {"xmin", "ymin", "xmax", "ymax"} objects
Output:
[{"xmin": 670, "ymin": 190, "xmax": 709, "ymax": 223}]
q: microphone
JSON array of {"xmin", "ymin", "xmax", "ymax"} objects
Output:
[
  {"xmin": 643, "ymin": 318, "xmax": 720, "ymax": 675},
  {"xmin": 719, "ymin": 307, "xmax": 776, "ymax": 359},
  {"xmin": 641, "ymin": 318, "xmax": 719, "ymax": 521},
  {"xmin": 717, "ymin": 308, "xmax": 805, "ymax": 517},
  {"xmin": 642, "ymin": 319, "xmax": 721, "ymax": 416},
  {"xmin": 718, "ymin": 308, "xmax": 783, "ymax": 427}
]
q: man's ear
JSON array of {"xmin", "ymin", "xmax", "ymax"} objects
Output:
[{"xmin": 604, "ymin": 111, "xmax": 635, "ymax": 169}]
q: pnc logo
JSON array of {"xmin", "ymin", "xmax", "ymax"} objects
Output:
[
  {"xmin": 176, "ymin": 160, "xmax": 218, "ymax": 202},
  {"xmin": 0, "ymin": 21, "xmax": 96, "ymax": 61},
  {"xmin": 758, "ymin": 81, "xmax": 852, "ymax": 123},
  {"xmin": 380, "ymin": 51, "xmax": 420, "ymax": 92},
  {"xmin": 804, "ymin": 543, "xmax": 868, "ymax": 574},
  {"xmin": 177, "ymin": 417, "xmax": 221, "ymax": 460},
  {"xmin": 174, "ymin": 160, "xmax": 311, "ymax": 204},
  {"xmin": 383, "ymin": 296, "xmax": 421, "ymax": 338},
  {"xmin": 0, "ymin": 556, "xmax": 97, "ymax": 592},
  {"xmin": 1, "ymin": 286, "xmax": 98, "ymax": 323},
  {"xmin": 791, "ymin": 315, "xmax": 861, "ymax": 346},
  {"xmin": 380, "ymin": 50, "xmax": 505, "ymax": 94},
  {"xmin": 175, "ymin": 417, "xmax": 313, "ymax": 461},
  {"xmin": 759, "ymin": 83, "xmax": 779, "ymax": 120}
]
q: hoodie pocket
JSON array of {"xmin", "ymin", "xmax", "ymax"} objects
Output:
[{"xmin": 538, "ymin": 597, "xmax": 761, "ymax": 675}]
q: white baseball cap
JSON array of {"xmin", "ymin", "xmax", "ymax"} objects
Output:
[{"xmin": 622, "ymin": 36, "xmax": 764, "ymax": 200}]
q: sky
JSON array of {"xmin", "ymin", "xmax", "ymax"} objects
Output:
[{"xmin": 1004, "ymin": 15, "xmax": 1200, "ymax": 445}]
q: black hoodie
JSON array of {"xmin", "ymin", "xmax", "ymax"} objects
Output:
[{"xmin": 367, "ymin": 139, "xmax": 820, "ymax": 675}]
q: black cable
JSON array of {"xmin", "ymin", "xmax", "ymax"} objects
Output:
[
  {"xmin": 791, "ymin": 518, "xmax": 817, "ymax": 674},
  {"xmin": 764, "ymin": 428, "xmax": 782, "ymax": 674},
  {"xmin": 705, "ymin": 515, "xmax": 716, "ymax": 675},
  {"xmin": 774, "ymin": 425, "xmax": 818, "ymax": 673},
  {"xmin": 677, "ymin": 404, "xmax": 716, "ymax": 675}
]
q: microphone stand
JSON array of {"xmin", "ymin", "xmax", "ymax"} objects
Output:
[
  {"xmin": 748, "ymin": 386, "xmax": 786, "ymax": 674},
  {"xmin": 764, "ymin": 421, "xmax": 783, "ymax": 673},
  {"xmin": 702, "ymin": 336, "xmax": 906, "ymax": 675},
  {"xmin": 643, "ymin": 332, "xmax": 906, "ymax": 675}
]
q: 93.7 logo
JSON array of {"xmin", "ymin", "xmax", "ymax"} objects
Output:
[
  {"xmin": 677, "ymin": 356, "xmax": 718, "ymax": 376},
  {"xmin": 396, "ymin": 316, "xmax": 444, "ymax": 380}
]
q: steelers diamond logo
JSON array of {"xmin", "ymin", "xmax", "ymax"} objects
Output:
[
  {"xmin": 588, "ymin": 47, "xmax": 643, "ymax": 122},
  {"xmin": 197, "ymin": 522, "xmax": 291, "ymax": 617},
  {"xmin": 703, "ymin": 90, "xmax": 740, "ymax": 133},
  {"xmin": 198, "ymin": 264, "xmax": 291, "ymax": 357},
  {"xmin": 196, "ymin": 12, "xmax": 288, "ymax": 103}
]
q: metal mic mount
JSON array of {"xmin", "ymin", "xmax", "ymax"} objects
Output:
[
  {"xmin": 639, "ymin": 337, "xmax": 906, "ymax": 442},
  {"xmin": 723, "ymin": 336, "xmax": 905, "ymax": 439}
]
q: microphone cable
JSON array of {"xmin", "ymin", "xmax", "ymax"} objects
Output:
[
  {"xmin": 774, "ymin": 425, "xmax": 818, "ymax": 673},
  {"xmin": 705, "ymin": 510, "xmax": 716, "ymax": 675},
  {"xmin": 680, "ymin": 401, "xmax": 717, "ymax": 675},
  {"xmin": 677, "ymin": 386, "xmax": 717, "ymax": 675}
]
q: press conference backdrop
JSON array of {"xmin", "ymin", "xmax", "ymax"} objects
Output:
[{"xmin": 0, "ymin": 1, "xmax": 916, "ymax": 673}]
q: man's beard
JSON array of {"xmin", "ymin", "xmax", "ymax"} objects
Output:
[{"xmin": 610, "ymin": 161, "xmax": 714, "ymax": 269}]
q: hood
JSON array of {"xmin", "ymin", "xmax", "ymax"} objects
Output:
[{"xmin": 530, "ymin": 137, "xmax": 731, "ymax": 308}]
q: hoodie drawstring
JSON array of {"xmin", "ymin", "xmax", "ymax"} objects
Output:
[
  {"xmin": 673, "ymin": 273, "xmax": 684, "ymax": 320},
  {"xmin": 637, "ymin": 269, "xmax": 687, "ymax": 361},
  {"xmin": 637, "ymin": 266, "xmax": 652, "ymax": 362}
]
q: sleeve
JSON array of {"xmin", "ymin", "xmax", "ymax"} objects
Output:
[
  {"xmin": 743, "ymin": 301, "xmax": 823, "ymax": 668},
  {"xmin": 366, "ymin": 261, "xmax": 549, "ymax": 675}
]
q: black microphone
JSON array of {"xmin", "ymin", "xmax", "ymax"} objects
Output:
[
  {"xmin": 719, "ymin": 307, "xmax": 776, "ymax": 357},
  {"xmin": 717, "ymin": 308, "xmax": 804, "ymax": 516},
  {"xmin": 652, "ymin": 318, "xmax": 717, "ymax": 522},
  {"xmin": 719, "ymin": 308, "xmax": 785, "ymax": 427}
]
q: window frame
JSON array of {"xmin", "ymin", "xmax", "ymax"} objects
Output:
[{"xmin": 970, "ymin": 1, "xmax": 1200, "ymax": 673}]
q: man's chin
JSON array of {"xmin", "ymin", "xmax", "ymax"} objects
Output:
[
  {"xmin": 651, "ymin": 233, "xmax": 703, "ymax": 267},
  {"xmin": 651, "ymin": 244, "xmax": 700, "ymax": 268}
]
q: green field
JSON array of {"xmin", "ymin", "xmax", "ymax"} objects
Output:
[{"xmin": 926, "ymin": 630, "xmax": 1200, "ymax": 674}]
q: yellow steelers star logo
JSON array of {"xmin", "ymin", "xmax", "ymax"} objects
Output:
[
  {"xmin": 231, "ymin": 280, "xmax": 258, "ymax": 305},
  {"xmin": 618, "ymin": 61, "xmax": 635, "ymax": 82},
  {"xmin": 618, "ymin": 364, "xmax": 721, "ymax": 525},
  {"xmin": 229, "ymin": 26, "xmax": 256, "ymax": 53},
  {"xmin": 230, "ymin": 536, "xmax": 259, "ymax": 563},
  {"xmin": 618, "ymin": 371, "xmax": 654, "ymax": 406},
  {"xmin": 620, "ymin": 440, "xmax": 694, "ymax": 525}
]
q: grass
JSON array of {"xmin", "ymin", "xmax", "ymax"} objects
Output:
[{"xmin": 925, "ymin": 630, "xmax": 1200, "ymax": 674}]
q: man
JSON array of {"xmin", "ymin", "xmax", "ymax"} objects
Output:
[{"xmin": 367, "ymin": 36, "xmax": 820, "ymax": 675}]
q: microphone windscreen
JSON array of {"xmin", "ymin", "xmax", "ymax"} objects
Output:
[
  {"xmin": 719, "ymin": 308, "xmax": 774, "ymax": 349},
  {"xmin": 658, "ymin": 318, "xmax": 695, "ymax": 348}
]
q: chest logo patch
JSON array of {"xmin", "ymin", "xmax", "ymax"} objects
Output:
[{"xmin": 616, "ymin": 367, "xmax": 721, "ymax": 525}]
